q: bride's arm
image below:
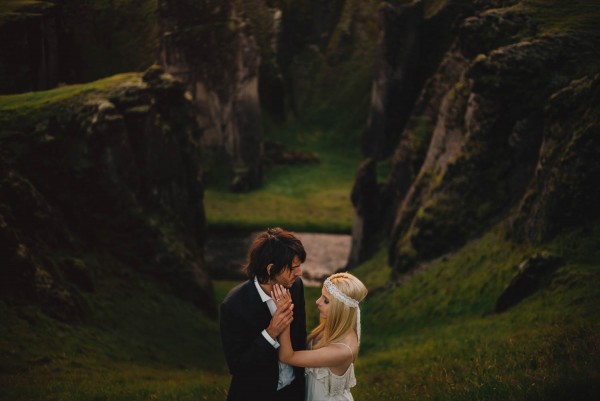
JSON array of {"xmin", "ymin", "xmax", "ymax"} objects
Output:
[
  {"xmin": 274, "ymin": 285, "xmax": 351, "ymax": 368},
  {"xmin": 280, "ymin": 339, "xmax": 351, "ymax": 368}
]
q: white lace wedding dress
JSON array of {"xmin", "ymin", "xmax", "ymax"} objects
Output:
[{"xmin": 305, "ymin": 342, "xmax": 356, "ymax": 401}]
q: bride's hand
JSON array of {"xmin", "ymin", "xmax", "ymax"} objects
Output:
[
  {"xmin": 267, "ymin": 284, "xmax": 294, "ymax": 337},
  {"xmin": 272, "ymin": 283, "xmax": 291, "ymax": 306},
  {"xmin": 271, "ymin": 284, "xmax": 292, "ymax": 323}
]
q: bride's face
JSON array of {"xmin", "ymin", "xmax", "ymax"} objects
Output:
[{"xmin": 315, "ymin": 287, "xmax": 331, "ymax": 318}]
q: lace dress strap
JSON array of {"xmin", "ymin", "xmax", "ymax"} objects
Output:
[{"xmin": 331, "ymin": 342, "xmax": 354, "ymax": 361}]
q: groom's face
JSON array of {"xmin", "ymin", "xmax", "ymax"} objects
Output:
[{"xmin": 272, "ymin": 255, "xmax": 303, "ymax": 288}]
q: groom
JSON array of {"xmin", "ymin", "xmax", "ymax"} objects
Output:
[{"xmin": 220, "ymin": 227, "xmax": 307, "ymax": 401}]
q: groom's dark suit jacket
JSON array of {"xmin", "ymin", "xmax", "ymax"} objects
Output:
[{"xmin": 220, "ymin": 278, "xmax": 307, "ymax": 401}]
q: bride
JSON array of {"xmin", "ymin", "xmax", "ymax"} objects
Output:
[{"xmin": 272, "ymin": 272, "xmax": 368, "ymax": 401}]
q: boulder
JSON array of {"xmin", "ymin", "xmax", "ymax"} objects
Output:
[{"xmin": 495, "ymin": 252, "xmax": 564, "ymax": 313}]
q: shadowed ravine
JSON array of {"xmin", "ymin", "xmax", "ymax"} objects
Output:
[{"xmin": 0, "ymin": 1, "xmax": 599, "ymax": 400}]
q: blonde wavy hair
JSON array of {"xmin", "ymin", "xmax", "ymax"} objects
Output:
[{"xmin": 307, "ymin": 272, "xmax": 368, "ymax": 349}]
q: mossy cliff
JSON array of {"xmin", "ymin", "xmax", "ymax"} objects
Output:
[
  {"xmin": 0, "ymin": 1, "xmax": 60, "ymax": 94},
  {"xmin": 0, "ymin": 69, "xmax": 215, "ymax": 321},
  {"xmin": 349, "ymin": 0, "xmax": 600, "ymax": 273}
]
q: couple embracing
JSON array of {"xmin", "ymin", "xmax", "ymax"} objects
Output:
[{"xmin": 220, "ymin": 228, "xmax": 368, "ymax": 401}]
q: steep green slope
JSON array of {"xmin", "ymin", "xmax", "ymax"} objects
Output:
[
  {"xmin": 2, "ymin": 223, "xmax": 597, "ymax": 400},
  {"xmin": 352, "ymin": 224, "xmax": 600, "ymax": 400},
  {"xmin": 0, "ymin": 264, "xmax": 229, "ymax": 401}
]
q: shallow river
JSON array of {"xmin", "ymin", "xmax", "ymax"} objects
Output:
[{"xmin": 204, "ymin": 232, "xmax": 352, "ymax": 287}]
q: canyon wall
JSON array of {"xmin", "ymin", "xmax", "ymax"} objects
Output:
[
  {"xmin": 0, "ymin": 69, "xmax": 215, "ymax": 320},
  {"xmin": 0, "ymin": 2, "xmax": 60, "ymax": 94},
  {"xmin": 350, "ymin": 0, "xmax": 600, "ymax": 272},
  {"xmin": 159, "ymin": 0, "xmax": 264, "ymax": 191},
  {"xmin": 0, "ymin": 0, "xmax": 158, "ymax": 94}
]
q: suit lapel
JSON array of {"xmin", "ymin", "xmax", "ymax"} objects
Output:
[{"xmin": 243, "ymin": 280, "xmax": 272, "ymax": 329}]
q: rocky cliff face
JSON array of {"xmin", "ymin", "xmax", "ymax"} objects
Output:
[
  {"xmin": 0, "ymin": 69, "xmax": 215, "ymax": 320},
  {"xmin": 0, "ymin": 0, "xmax": 159, "ymax": 94},
  {"xmin": 159, "ymin": 0, "xmax": 264, "ymax": 192},
  {"xmin": 350, "ymin": 0, "xmax": 600, "ymax": 273}
]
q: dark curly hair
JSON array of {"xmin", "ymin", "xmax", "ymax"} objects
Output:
[{"xmin": 243, "ymin": 227, "xmax": 306, "ymax": 283}]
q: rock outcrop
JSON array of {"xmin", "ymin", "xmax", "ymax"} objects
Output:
[
  {"xmin": 347, "ymin": 158, "xmax": 383, "ymax": 268},
  {"xmin": 159, "ymin": 0, "xmax": 264, "ymax": 192},
  {"xmin": 512, "ymin": 73, "xmax": 600, "ymax": 242},
  {"xmin": 0, "ymin": 69, "xmax": 215, "ymax": 320},
  {"xmin": 495, "ymin": 252, "xmax": 564, "ymax": 313},
  {"xmin": 351, "ymin": 0, "xmax": 600, "ymax": 274}
]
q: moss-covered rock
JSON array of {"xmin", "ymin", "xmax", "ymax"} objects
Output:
[
  {"xmin": 512, "ymin": 74, "xmax": 600, "ymax": 241},
  {"xmin": 159, "ymin": 0, "xmax": 264, "ymax": 192},
  {"xmin": 355, "ymin": 0, "xmax": 600, "ymax": 276},
  {"xmin": 495, "ymin": 251, "xmax": 564, "ymax": 313},
  {"xmin": 459, "ymin": 7, "xmax": 537, "ymax": 58},
  {"xmin": 0, "ymin": 69, "xmax": 215, "ymax": 319},
  {"xmin": 347, "ymin": 157, "xmax": 383, "ymax": 267}
]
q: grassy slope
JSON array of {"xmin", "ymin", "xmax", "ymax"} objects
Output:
[
  {"xmin": 351, "ymin": 225, "xmax": 600, "ymax": 400},
  {"xmin": 3, "ymin": 222, "xmax": 596, "ymax": 401},
  {"xmin": 0, "ymin": 73, "xmax": 139, "ymax": 137},
  {"xmin": 0, "ymin": 259, "xmax": 230, "ymax": 401},
  {"xmin": 0, "ymin": 278, "xmax": 322, "ymax": 401}
]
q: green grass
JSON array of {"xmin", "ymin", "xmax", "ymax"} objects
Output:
[
  {"xmin": 0, "ymin": 255, "xmax": 230, "ymax": 401},
  {"xmin": 521, "ymin": 0, "xmax": 600, "ymax": 37},
  {"xmin": 204, "ymin": 126, "xmax": 361, "ymax": 233},
  {"xmin": 0, "ymin": 73, "xmax": 139, "ymax": 137},
  {"xmin": 2, "ymin": 362, "xmax": 230, "ymax": 401},
  {"xmin": 0, "ymin": 73, "xmax": 136, "ymax": 107},
  {"xmin": 349, "ymin": 224, "xmax": 600, "ymax": 401},
  {"xmin": 2, "ymin": 224, "xmax": 598, "ymax": 401}
]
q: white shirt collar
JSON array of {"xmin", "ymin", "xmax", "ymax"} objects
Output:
[{"xmin": 254, "ymin": 277, "xmax": 273, "ymax": 303}]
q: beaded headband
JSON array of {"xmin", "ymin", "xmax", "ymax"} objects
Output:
[
  {"xmin": 324, "ymin": 277, "xmax": 362, "ymax": 343},
  {"xmin": 324, "ymin": 278, "xmax": 359, "ymax": 308}
]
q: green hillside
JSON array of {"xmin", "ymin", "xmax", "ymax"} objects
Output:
[
  {"xmin": 0, "ymin": 262, "xmax": 230, "ymax": 400},
  {"xmin": 2, "ymin": 221, "xmax": 597, "ymax": 400},
  {"xmin": 353, "ymin": 224, "xmax": 600, "ymax": 400}
]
